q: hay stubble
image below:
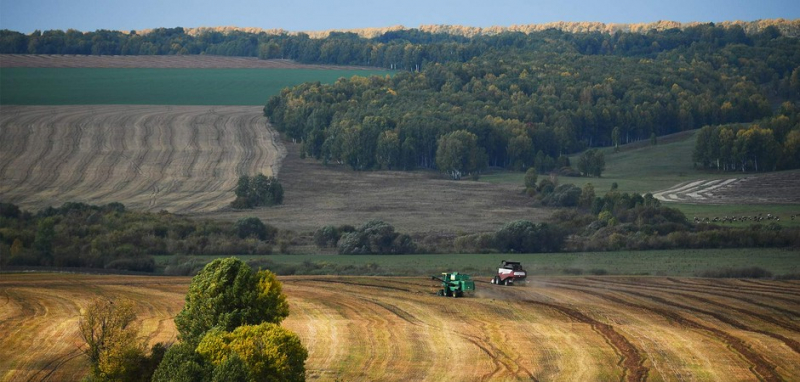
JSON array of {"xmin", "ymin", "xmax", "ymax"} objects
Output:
[{"xmin": 2, "ymin": 274, "xmax": 799, "ymax": 381}]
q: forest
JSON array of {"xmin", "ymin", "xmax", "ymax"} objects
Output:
[{"xmin": 2, "ymin": 23, "xmax": 799, "ymax": 174}]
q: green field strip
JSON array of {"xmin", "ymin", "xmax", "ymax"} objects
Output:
[{"xmin": 0, "ymin": 67, "xmax": 391, "ymax": 105}]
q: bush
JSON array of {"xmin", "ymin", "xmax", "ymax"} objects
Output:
[
  {"xmin": 541, "ymin": 183, "xmax": 582, "ymax": 207},
  {"xmin": 494, "ymin": 220, "xmax": 565, "ymax": 253},
  {"xmin": 234, "ymin": 217, "xmax": 277, "ymax": 242},
  {"xmin": 337, "ymin": 220, "xmax": 416, "ymax": 254},
  {"xmin": 231, "ymin": 174, "xmax": 284, "ymax": 209},
  {"xmin": 313, "ymin": 225, "xmax": 342, "ymax": 248}
]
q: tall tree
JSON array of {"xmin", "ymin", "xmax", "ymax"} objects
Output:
[
  {"xmin": 174, "ymin": 258, "xmax": 289, "ymax": 347},
  {"xmin": 435, "ymin": 130, "xmax": 487, "ymax": 179}
]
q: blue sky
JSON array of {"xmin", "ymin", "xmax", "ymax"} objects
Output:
[{"xmin": 1, "ymin": 0, "xmax": 798, "ymax": 33}]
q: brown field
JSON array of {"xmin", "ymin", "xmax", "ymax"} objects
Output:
[
  {"xmin": 2, "ymin": 273, "xmax": 799, "ymax": 381},
  {"xmin": 0, "ymin": 105, "xmax": 284, "ymax": 214},
  {"xmin": 0, "ymin": 105, "xmax": 547, "ymax": 235},
  {"xmin": 0, "ymin": 54, "xmax": 377, "ymax": 70}
]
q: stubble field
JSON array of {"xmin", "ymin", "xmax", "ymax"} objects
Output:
[
  {"xmin": 0, "ymin": 105, "xmax": 284, "ymax": 214},
  {"xmin": 2, "ymin": 273, "xmax": 799, "ymax": 381}
]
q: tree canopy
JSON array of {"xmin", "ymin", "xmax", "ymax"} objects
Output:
[{"xmin": 174, "ymin": 258, "xmax": 289, "ymax": 346}]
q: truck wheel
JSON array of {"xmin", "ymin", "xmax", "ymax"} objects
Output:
[
  {"xmin": 505, "ymin": 278, "xmax": 513, "ymax": 286},
  {"xmin": 453, "ymin": 290, "xmax": 460, "ymax": 298}
]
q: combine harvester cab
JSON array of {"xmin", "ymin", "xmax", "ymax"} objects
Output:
[
  {"xmin": 491, "ymin": 260, "xmax": 527, "ymax": 286},
  {"xmin": 432, "ymin": 272, "xmax": 475, "ymax": 298}
]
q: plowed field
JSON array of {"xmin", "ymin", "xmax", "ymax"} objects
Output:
[
  {"xmin": 2, "ymin": 274, "xmax": 799, "ymax": 381},
  {"xmin": 0, "ymin": 105, "xmax": 284, "ymax": 213}
]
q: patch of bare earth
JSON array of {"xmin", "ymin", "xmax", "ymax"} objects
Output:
[
  {"xmin": 653, "ymin": 170, "xmax": 800, "ymax": 204},
  {"xmin": 202, "ymin": 140, "xmax": 552, "ymax": 235},
  {"xmin": 3, "ymin": 274, "xmax": 800, "ymax": 381},
  {"xmin": 0, "ymin": 54, "xmax": 378, "ymax": 70}
]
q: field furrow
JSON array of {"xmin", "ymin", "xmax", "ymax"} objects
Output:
[
  {"xmin": 547, "ymin": 281, "xmax": 784, "ymax": 382},
  {"xmin": 0, "ymin": 105, "xmax": 285, "ymax": 213}
]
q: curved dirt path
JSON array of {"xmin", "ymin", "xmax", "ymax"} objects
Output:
[{"xmin": 0, "ymin": 105, "xmax": 286, "ymax": 213}]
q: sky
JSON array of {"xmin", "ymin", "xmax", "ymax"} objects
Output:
[{"xmin": 1, "ymin": 0, "xmax": 799, "ymax": 34}]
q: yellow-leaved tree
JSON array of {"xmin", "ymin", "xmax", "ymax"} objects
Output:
[{"xmin": 79, "ymin": 298, "xmax": 164, "ymax": 381}]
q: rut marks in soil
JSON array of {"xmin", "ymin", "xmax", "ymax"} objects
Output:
[
  {"xmin": 550, "ymin": 281, "xmax": 783, "ymax": 382},
  {"xmin": 521, "ymin": 298, "xmax": 648, "ymax": 382}
]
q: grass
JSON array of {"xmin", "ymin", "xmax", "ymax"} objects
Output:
[
  {"xmin": 155, "ymin": 248, "xmax": 800, "ymax": 278},
  {"xmin": 0, "ymin": 67, "xmax": 391, "ymax": 105},
  {"xmin": 482, "ymin": 131, "xmax": 711, "ymax": 194},
  {"xmin": 481, "ymin": 130, "xmax": 800, "ymax": 222}
]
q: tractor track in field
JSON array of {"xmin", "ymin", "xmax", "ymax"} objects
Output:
[
  {"xmin": 667, "ymin": 276, "xmax": 800, "ymax": 295},
  {"xmin": 583, "ymin": 278, "xmax": 800, "ymax": 333},
  {"xmin": 289, "ymin": 278, "xmax": 537, "ymax": 381},
  {"xmin": 518, "ymin": 296, "xmax": 648, "ymax": 382},
  {"xmin": 656, "ymin": 277, "xmax": 800, "ymax": 307},
  {"xmin": 547, "ymin": 281, "xmax": 783, "ymax": 382},
  {"xmin": 564, "ymin": 279, "xmax": 800, "ymax": 354}
]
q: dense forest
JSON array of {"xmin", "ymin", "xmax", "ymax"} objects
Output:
[
  {"xmin": 260, "ymin": 26, "xmax": 800, "ymax": 173},
  {"xmin": 2, "ymin": 23, "xmax": 799, "ymax": 174}
]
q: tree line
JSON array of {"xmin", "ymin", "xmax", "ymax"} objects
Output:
[
  {"xmin": 0, "ymin": 201, "xmax": 280, "ymax": 272},
  {"xmin": 264, "ymin": 43, "xmax": 798, "ymax": 176},
  {"xmin": 693, "ymin": 105, "xmax": 800, "ymax": 172}
]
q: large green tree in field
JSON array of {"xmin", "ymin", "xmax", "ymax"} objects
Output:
[
  {"xmin": 174, "ymin": 258, "xmax": 289, "ymax": 346},
  {"xmin": 435, "ymin": 130, "xmax": 487, "ymax": 179},
  {"xmin": 155, "ymin": 258, "xmax": 304, "ymax": 381}
]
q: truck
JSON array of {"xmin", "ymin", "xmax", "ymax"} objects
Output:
[
  {"xmin": 432, "ymin": 272, "xmax": 475, "ymax": 298},
  {"xmin": 491, "ymin": 260, "xmax": 527, "ymax": 286}
]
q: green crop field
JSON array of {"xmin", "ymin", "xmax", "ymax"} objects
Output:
[
  {"xmin": 157, "ymin": 248, "xmax": 800, "ymax": 277},
  {"xmin": 0, "ymin": 67, "xmax": 390, "ymax": 105}
]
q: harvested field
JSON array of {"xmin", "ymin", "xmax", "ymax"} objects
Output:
[
  {"xmin": 0, "ymin": 54, "xmax": 376, "ymax": 70},
  {"xmin": 202, "ymin": 140, "xmax": 550, "ymax": 234},
  {"xmin": 653, "ymin": 171, "xmax": 800, "ymax": 205},
  {"xmin": 0, "ymin": 105, "xmax": 284, "ymax": 213},
  {"xmin": 2, "ymin": 273, "xmax": 799, "ymax": 381},
  {"xmin": 0, "ymin": 105, "xmax": 547, "ymax": 234}
]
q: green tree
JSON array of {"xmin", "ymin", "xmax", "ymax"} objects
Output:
[
  {"xmin": 577, "ymin": 149, "xmax": 605, "ymax": 177},
  {"xmin": 234, "ymin": 217, "xmax": 276, "ymax": 241},
  {"xmin": 151, "ymin": 343, "xmax": 208, "ymax": 382},
  {"xmin": 579, "ymin": 183, "xmax": 595, "ymax": 208},
  {"xmin": 231, "ymin": 174, "xmax": 283, "ymax": 209},
  {"xmin": 435, "ymin": 130, "xmax": 487, "ymax": 179},
  {"xmin": 376, "ymin": 130, "xmax": 401, "ymax": 169},
  {"xmin": 174, "ymin": 258, "xmax": 289, "ymax": 347},
  {"xmin": 196, "ymin": 323, "xmax": 307, "ymax": 382}
]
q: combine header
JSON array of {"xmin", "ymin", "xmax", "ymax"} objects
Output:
[
  {"xmin": 432, "ymin": 272, "xmax": 475, "ymax": 298},
  {"xmin": 491, "ymin": 260, "xmax": 527, "ymax": 285}
]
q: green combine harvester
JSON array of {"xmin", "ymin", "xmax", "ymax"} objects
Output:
[{"xmin": 432, "ymin": 272, "xmax": 475, "ymax": 298}]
